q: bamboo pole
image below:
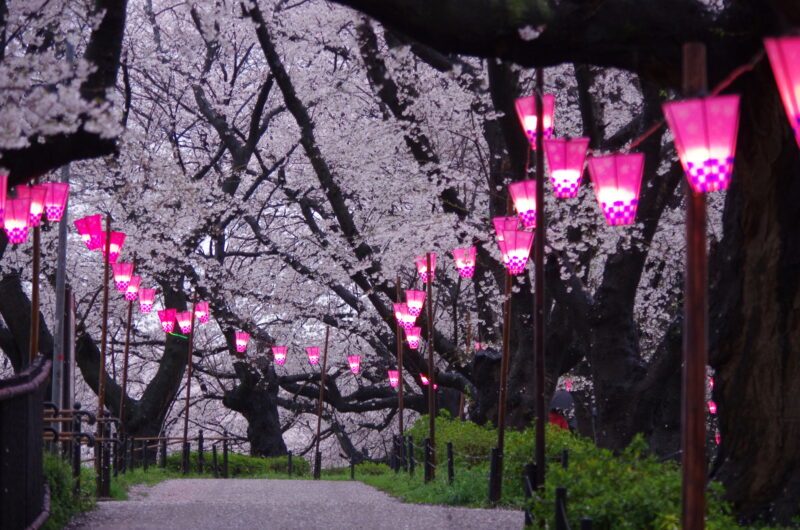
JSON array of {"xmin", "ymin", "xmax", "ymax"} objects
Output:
[
  {"xmin": 182, "ymin": 292, "xmax": 198, "ymax": 474},
  {"xmin": 95, "ymin": 215, "xmax": 112, "ymax": 495},
  {"xmin": 314, "ymin": 326, "xmax": 331, "ymax": 479},
  {"xmin": 426, "ymin": 252, "xmax": 436, "ymax": 479},
  {"xmin": 119, "ymin": 254, "xmax": 136, "ymax": 439},
  {"xmin": 396, "ymin": 277, "xmax": 404, "ymax": 436},
  {"xmin": 534, "ymin": 67, "xmax": 547, "ymax": 490}
]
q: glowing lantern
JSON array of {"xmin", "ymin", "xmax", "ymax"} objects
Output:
[
  {"xmin": 515, "ymin": 94, "xmax": 556, "ymax": 149},
  {"xmin": 587, "ymin": 153, "xmax": 644, "ymax": 226},
  {"xmin": 74, "ymin": 215, "xmax": 103, "ymax": 250},
  {"xmin": 765, "ymin": 37, "xmax": 800, "ymax": 148},
  {"xmin": 112, "ymin": 262, "xmax": 134, "ymax": 291},
  {"xmin": 306, "ymin": 347, "xmax": 320, "ymax": 365},
  {"xmin": 405, "ymin": 326, "xmax": 422, "ymax": 349},
  {"xmin": 415, "ymin": 254, "xmax": 436, "ymax": 283},
  {"xmin": 194, "ymin": 301, "xmax": 210, "ymax": 324},
  {"xmin": 709, "ymin": 377, "xmax": 714, "ymax": 390},
  {"xmin": 715, "ymin": 432, "xmax": 721, "ymax": 445},
  {"xmin": 101, "ymin": 232, "xmax": 126, "ymax": 264},
  {"xmin": 3, "ymin": 197, "xmax": 31, "ymax": 244},
  {"xmin": 125, "ymin": 276, "xmax": 141, "ymax": 301},
  {"xmin": 138, "ymin": 288, "xmax": 156, "ymax": 313},
  {"xmin": 420, "ymin": 374, "xmax": 438, "ymax": 390},
  {"xmin": 0, "ymin": 174, "xmax": 7, "ymax": 227},
  {"xmin": 565, "ymin": 379, "xmax": 573, "ymax": 392},
  {"xmin": 272, "ymin": 346, "xmax": 287, "ymax": 365},
  {"xmin": 347, "ymin": 355, "xmax": 361, "ymax": 374},
  {"xmin": 474, "ymin": 341, "xmax": 486, "ymax": 351},
  {"xmin": 509, "ymin": 180, "xmax": 537, "ymax": 229},
  {"xmin": 405, "ymin": 290, "xmax": 426, "ymax": 317},
  {"xmin": 158, "ymin": 309, "xmax": 176, "ymax": 333},
  {"xmin": 492, "ymin": 217, "xmax": 519, "ymax": 241},
  {"xmin": 16, "ymin": 185, "xmax": 47, "ymax": 227},
  {"xmin": 499, "ymin": 230, "xmax": 534, "ymax": 275},
  {"xmin": 453, "ymin": 246, "xmax": 476, "ymax": 278},
  {"xmin": 393, "ymin": 303, "xmax": 416, "ymax": 330},
  {"xmin": 707, "ymin": 401, "xmax": 717, "ymax": 414},
  {"xmin": 544, "ymin": 137, "xmax": 590, "ymax": 198},
  {"xmin": 663, "ymin": 95, "xmax": 740, "ymax": 193},
  {"xmin": 235, "ymin": 331, "xmax": 250, "ymax": 353},
  {"xmin": 176, "ymin": 312, "xmax": 193, "ymax": 334},
  {"xmin": 44, "ymin": 183, "xmax": 69, "ymax": 222},
  {"xmin": 388, "ymin": 370, "xmax": 399, "ymax": 387}
]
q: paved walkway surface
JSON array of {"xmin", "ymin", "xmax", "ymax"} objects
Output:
[{"xmin": 66, "ymin": 478, "xmax": 524, "ymax": 529}]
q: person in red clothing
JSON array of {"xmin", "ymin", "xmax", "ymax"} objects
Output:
[{"xmin": 549, "ymin": 408, "xmax": 569, "ymax": 430}]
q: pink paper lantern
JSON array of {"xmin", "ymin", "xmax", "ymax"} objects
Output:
[
  {"xmin": 124, "ymin": 276, "xmax": 141, "ymax": 301},
  {"xmin": 74, "ymin": 215, "xmax": 103, "ymax": 250},
  {"xmin": 0, "ymin": 174, "xmax": 7, "ymax": 228},
  {"xmin": 420, "ymin": 374, "xmax": 438, "ymax": 390},
  {"xmin": 405, "ymin": 289, "xmax": 426, "ymax": 317},
  {"xmin": 101, "ymin": 231, "xmax": 126, "ymax": 264},
  {"xmin": 587, "ymin": 153, "xmax": 645, "ymax": 226},
  {"xmin": 272, "ymin": 346, "xmax": 287, "ymax": 365},
  {"xmin": 707, "ymin": 401, "xmax": 717, "ymax": 415},
  {"xmin": 138, "ymin": 288, "xmax": 156, "ymax": 313},
  {"xmin": 112, "ymin": 262, "xmax": 134, "ymax": 291},
  {"xmin": 415, "ymin": 254, "xmax": 436, "ymax": 283},
  {"xmin": 565, "ymin": 379, "xmax": 573, "ymax": 392},
  {"xmin": 347, "ymin": 355, "xmax": 361, "ymax": 374},
  {"xmin": 235, "ymin": 331, "xmax": 250, "ymax": 353},
  {"xmin": 306, "ymin": 347, "xmax": 320, "ymax": 365},
  {"xmin": 194, "ymin": 301, "xmax": 210, "ymax": 324},
  {"xmin": 16, "ymin": 185, "xmax": 47, "ymax": 227},
  {"xmin": 388, "ymin": 370, "xmax": 399, "ymax": 388},
  {"xmin": 663, "ymin": 95, "xmax": 740, "ymax": 193},
  {"xmin": 452, "ymin": 246, "xmax": 476, "ymax": 278},
  {"xmin": 393, "ymin": 303, "xmax": 416, "ymax": 331},
  {"xmin": 405, "ymin": 326, "xmax": 422, "ymax": 349},
  {"xmin": 765, "ymin": 36, "xmax": 800, "ymax": 148},
  {"xmin": 176, "ymin": 311, "xmax": 193, "ymax": 334},
  {"xmin": 544, "ymin": 137, "xmax": 590, "ymax": 198},
  {"xmin": 474, "ymin": 341, "xmax": 486, "ymax": 351},
  {"xmin": 44, "ymin": 182, "xmax": 69, "ymax": 222},
  {"xmin": 509, "ymin": 180, "xmax": 537, "ymax": 229},
  {"xmin": 709, "ymin": 376, "xmax": 714, "ymax": 390},
  {"xmin": 158, "ymin": 308, "xmax": 176, "ymax": 333},
  {"xmin": 515, "ymin": 94, "xmax": 556, "ymax": 149},
  {"xmin": 715, "ymin": 432, "xmax": 721, "ymax": 445},
  {"xmin": 499, "ymin": 230, "xmax": 534, "ymax": 275},
  {"xmin": 3, "ymin": 197, "xmax": 31, "ymax": 244},
  {"xmin": 492, "ymin": 217, "xmax": 519, "ymax": 241}
]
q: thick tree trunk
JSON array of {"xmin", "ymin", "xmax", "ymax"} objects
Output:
[
  {"xmin": 223, "ymin": 361, "xmax": 287, "ymax": 457},
  {"xmin": 710, "ymin": 66, "xmax": 800, "ymax": 525}
]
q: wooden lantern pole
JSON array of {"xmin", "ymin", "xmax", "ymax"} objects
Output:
[
  {"xmin": 314, "ymin": 326, "xmax": 331, "ymax": 479},
  {"xmin": 395, "ymin": 277, "xmax": 405, "ymax": 436},
  {"xmin": 534, "ymin": 66, "xmax": 547, "ymax": 490},
  {"xmin": 181, "ymin": 292, "xmax": 198, "ymax": 474}
]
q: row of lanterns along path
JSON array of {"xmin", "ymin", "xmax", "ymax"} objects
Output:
[{"xmin": 1, "ymin": 34, "xmax": 799, "ymax": 505}]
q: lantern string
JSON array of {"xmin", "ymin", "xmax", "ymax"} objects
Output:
[{"xmin": 625, "ymin": 48, "xmax": 766, "ymax": 153}]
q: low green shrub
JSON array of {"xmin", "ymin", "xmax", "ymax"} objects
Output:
[
  {"xmin": 164, "ymin": 451, "xmax": 309, "ymax": 477},
  {"xmin": 43, "ymin": 453, "xmax": 84, "ymax": 530},
  {"xmin": 354, "ymin": 461, "xmax": 392, "ymax": 475}
]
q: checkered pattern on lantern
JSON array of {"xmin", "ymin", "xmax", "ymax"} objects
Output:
[
  {"xmin": 526, "ymin": 127, "xmax": 554, "ymax": 147},
  {"xmin": 125, "ymin": 291, "xmax": 138, "ymax": 302},
  {"xmin": 457, "ymin": 266, "xmax": 475, "ymax": 278},
  {"xmin": 115, "ymin": 280, "xmax": 130, "ymax": 291},
  {"xmin": 140, "ymin": 303, "xmax": 153, "ymax": 313},
  {"xmin": 198, "ymin": 315, "xmax": 209, "ymax": 324},
  {"xmin": 162, "ymin": 322, "xmax": 175, "ymax": 333},
  {"xmin": 407, "ymin": 339, "xmax": 420, "ymax": 349},
  {"xmin": 0, "ymin": 208, "xmax": 4, "ymax": 227},
  {"xmin": 179, "ymin": 324, "xmax": 192, "ymax": 334},
  {"xmin": 506, "ymin": 256, "xmax": 528, "ymax": 275},
  {"xmin": 686, "ymin": 157, "xmax": 734, "ymax": 192},
  {"xmin": 601, "ymin": 199, "xmax": 638, "ymax": 226},
  {"xmin": 5, "ymin": 226, "xmax": 28, "ymax": 244},
  {"xmin": 518, "ymin": 209, "xmax": 536, "ymax": 229},
  {"xmin": 45, "ymin": 205, "xmax": 64, "ymax": 221},
  {"xmin": 400, "ymin": 320, "xmax": 414, "ymax": 331},
  {"xmin": 407, "ymin": 306, "xmax": 422, "ymax": 317},
  {"xmin": 29, "ymin": 213, "xmax": 42, "ymax": 227},
  {"xmin": 552, "ymin": 179, "xmax": 580, "ymax": 199},
  {"xmin": 418, "ymin": 271, "xmax": 434, "ymax": 283}
]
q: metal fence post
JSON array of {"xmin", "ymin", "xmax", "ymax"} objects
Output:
[
  {"xmin": 400, "ymin": 435, "xmax": 407, "ymax": 472},
  {"xmin": 555, "ymin": 486, "xmax": 568, "ymax": 530},
  {"xmin": 523, "ymin": 463, "xmax": 536, "ymax": 526},
  {"xmin": 408, "ymin": 436, "xmax": 415, "ymax": 477},
  {"xmin": 488, "ymin": 447, "xmax": 501, "ymax": 502},
  {"xmin": 561, "ymin": 449, "xmax": 569, "ymax": 469},
  {"xmin": 581, "ymin": 518, "xmax": 593, "ymax": 529},
  {"xmin": 222, "ymin": 435, "xmax": 229, "ymax": 478},
  {"xmin": 212, "ymin": 445, "xmax": 219, "ymax": 478},
  {"xmin": 288, "ymin": 450, "xmax": 293, "ymax": 477},
  {"xmin": 447, "ymin": 442, "xmax": 454, "ymax": 485},
  {"xmin": 160, "ymin": 436, "xmax": 167, "ymax": 468},
  {"xmin": 423, "ymin": 437, "xmax": 432, "ymax": 483},
  {"xmin": 182, "ymin": 441, "xmax": 190, "ymax": 475},
  {"xmin": 350, "ymin": 459, "xmax": 355, "ymax": 480},
  {"xmin": 198, "ymin": 430, "xmax": 204, "ymax": 474},
  {"xmin": 126, "ymin": 438, "xmax": 133, "ymax": 471},
  {"xmin": 314, "ymin": 451, "xmax": 322, "ymax": 480},
  {"xmin": 142, "ymin": 440, "xmax": 149, "ymax": 471}
]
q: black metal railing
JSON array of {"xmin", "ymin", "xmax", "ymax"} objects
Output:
[{"xmin": 0, "ymin": 356, "xmax": 52, "ymax": 530}]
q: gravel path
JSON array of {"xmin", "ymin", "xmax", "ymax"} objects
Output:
[{"xmin": 66, "ymin": 478, "xmax": 524, "ymax": 530}]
